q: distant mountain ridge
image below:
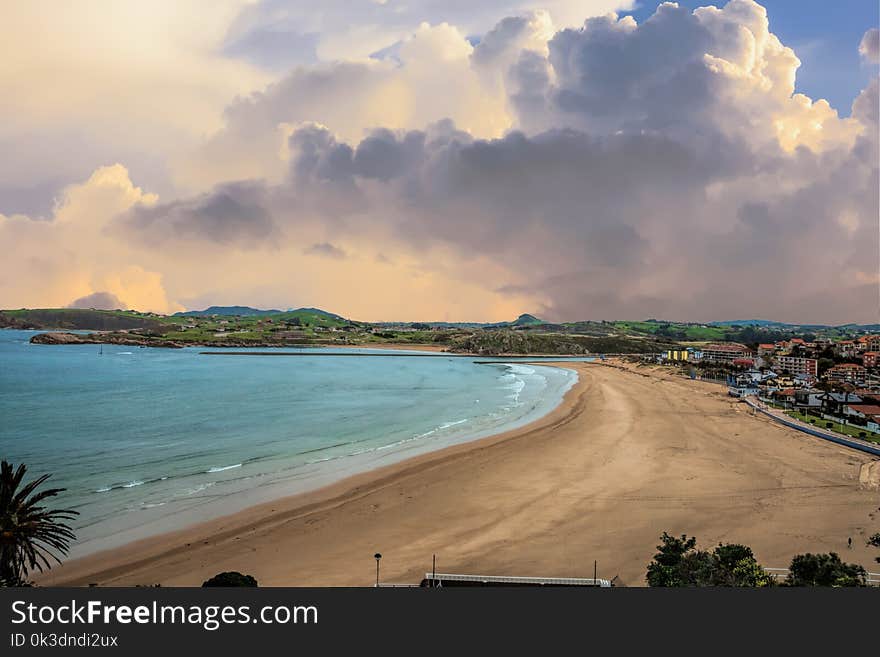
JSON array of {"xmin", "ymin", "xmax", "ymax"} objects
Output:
[
  {"xmin": 709, "ymin": 319, "xmax": 880, "ymax": 331},
  {"xmin": 175, "ymin": 305, "xmax": 347, "ymax": 320},
  {"xmin": 174, "ymin": 306, "xmax": 281, "ymax": 317}
]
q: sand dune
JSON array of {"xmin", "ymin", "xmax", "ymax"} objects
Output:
[{"xmin": 42, "ymin": 362, "xmax": 879, "ymax": 587}]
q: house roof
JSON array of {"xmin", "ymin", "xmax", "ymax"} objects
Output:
[
  {"xmin": 830, "ymin": 363, "xmax": 866, "ymax": 370},
  {"xmin": 846, "ymin": 404, "xmax": 880, "ymax": 417},
  {"xmin": 759, "ymin": 343, "xmax": 775, "ymax": 348}
]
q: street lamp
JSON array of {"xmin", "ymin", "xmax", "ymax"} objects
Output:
[{"xmin": 374, "ymin": 553, "xmax": 382, "ymax": 587}]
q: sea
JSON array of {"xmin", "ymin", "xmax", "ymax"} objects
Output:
[{"xmin": 0, "ymin": 330, "xmax": 578, "ymax": 556}]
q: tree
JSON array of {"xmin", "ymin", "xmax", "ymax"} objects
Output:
[
  {"xmin": 785, "ymin": 553, "xmax": 866, "ymax": 587},
  {"xmin": 0, "ymin": 461, "xmax": 78, "ymax": 587},
  {"xmin": 817, "ymin": 358, "xmax": 835, "ymax": 377},
  {"xmin": 645, "ymin": 533, "xmax": 775, "ymax": 587},
  {"xmin": 712, "ymin": 543, "xmax": 774, "ymax": 586},
  {"xmin": 867, "ymin": 533, "xmax": 880, "ymax": 564},
  {"xmin": 646, "ymin": 532, "xmax": 698, "ymax": 586},
  {"xmin": 202, "ymin": 571, "xmax": 259, "ymax": 587}
]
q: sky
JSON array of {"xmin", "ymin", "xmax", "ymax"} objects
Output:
[{"xmin": 0, "ymin": 0, "xmax": 878, "ymax": 324}]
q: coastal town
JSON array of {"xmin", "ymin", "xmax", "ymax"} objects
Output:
[{"xmin": 657, "ymin": 334, "xmax": 880, "ymax": 440}]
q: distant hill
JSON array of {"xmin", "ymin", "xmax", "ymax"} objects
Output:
[
  {"xmin": 483, "ymin": 313, "xmax": 545, "ymax": 329},
  {"xmin": 174, "ymin": 306, "xmax": 281, "ymax": 317},
  {"xmin": 709, "ymin": 319, "xmax": 880, "ymax": 331},
  {"xmin": 174, "ymin": 305, "xmax": 349, "ymax": 327},
  {"xmin": 512, "ymin": 313, "xmax": 543, "ymax": 326},
  {"xmin": 0, "ymin": 308, "xmax": 166, "ymax": 331},
  {"xmin": 273, "ymin": 308, "xmax": 349, "ymax": 328},
  {"xmin": 709, "ymin": 319, "xmax": 827, "ymax": 328}
]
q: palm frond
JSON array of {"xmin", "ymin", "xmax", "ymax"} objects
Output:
[{"xmin": 0, "ymin": 460, "xmax": 79, "ymax": 586}]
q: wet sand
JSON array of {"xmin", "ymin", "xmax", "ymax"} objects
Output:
[{"xmin": 42, "ymin": 361, "xmax": 880, "ymax": 587}]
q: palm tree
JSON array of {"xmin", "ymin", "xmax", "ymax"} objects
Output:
[{"xmin": 0, "ymin": 461, "xmax": 78, "ymax": 586}]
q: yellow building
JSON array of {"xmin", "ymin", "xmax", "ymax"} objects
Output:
[{"xmin": 666, "ymin": 350, "xmax": 689, "ymax": 361}]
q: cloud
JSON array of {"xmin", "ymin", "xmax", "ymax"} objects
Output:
[
  {"xmin": 68, "ymin": 291, "xmax": 127, "ymax": 310},
  {"xmin": 860, "ymin": 27, "xmax": 879, "ymax": 64},
  {"xmin": 174, "ymin": 22, "xmax": 519, "ymax": 191},
  {"xmin": 149, "ymin": 1, "xmax": 878, "ymax": 323},
  {"xmin": 219, "ymin": 0, "xmax": 633, "ymax": 65},
  {"xmin": 119, "ymin": 181, "xmax": 277, "ymax": 247},
  {"xmin": 0, "ymin": 2, "xmax": 269, "ymax": 217},
  {"xmin": 2, "ymin": 2, "xmax": 878, "ymax": 324},
  {"xmin": 304, "ymin": 242, "xmax": 347, "ymax": 259},
  {"xmin": 0, "ymin": 165, "xmax": 182, "ymax": 314}
]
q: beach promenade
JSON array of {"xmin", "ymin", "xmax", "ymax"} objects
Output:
[{"xmin": 43, "ymin": 362, "xmax": 880, "ymax": 587}]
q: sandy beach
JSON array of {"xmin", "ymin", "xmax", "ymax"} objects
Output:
[{"xmin": 42, "ymin": 361, "xmax": 880, "ymax": 587}]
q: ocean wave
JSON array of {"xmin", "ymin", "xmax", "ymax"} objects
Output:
[
  {"xmin": 506, "ymin": 364, "xmax": 536, "ymax": 376},
  {"xmin": 206, "ymin": 463, "xmax": 242, "ymax": 473},
  {"xmin": 183, "ymin": 482, "xmax": 216, "ymax": 495},
  {"xmin": 94, "ymin": 479, "xmax": 149, "ymax": 493},
  {"xmin": 440, "ymin": 419, "xmax": 468, "ymax": 429}
]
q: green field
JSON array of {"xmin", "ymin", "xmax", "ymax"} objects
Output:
[
  {"xmin": 611, "ymin": 320, "xmax": 728, "ymax": 341},
  {"xmin": 785, "ymin": 410, "xmax": 879, "ymax": 443}
]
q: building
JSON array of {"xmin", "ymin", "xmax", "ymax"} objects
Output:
[
  {"xmin": 757, "ymin": 343, "xmax": 776, "ymax": 357},
  {"xmin": 864, "ymin": 352, "xmax": 879, "ymax": 368},
  {"xmin": 842, "ymin": 404, "xmax": 880, "ymax": 433},
  {"xmin": 794, "ymin": 390, "xmax": 863, "ymax": 410},
  {"xmin": 827, "ymin": 363, "xmax": 867, "ymax": 385},
  {"xmin": 770, "ymin": 388, "xmax": 797, "ymax": 406},
  {"xmin": 700, "ymin": 343, "xmax": 753, "ymax": 364},
  {"xmin": 835, "ymin": 340, "xmax": 858, "ymax": 358},
  {"xmin": 665, "ymin": 349, "xmax": 689, "ymax": 361},
  {"xmin": 868, "ymin": 336, "xmax": 880, "ymax": 352},
  {"xmin": 777, "ymin": 356, "xmax": 818, "ymax": 378}
]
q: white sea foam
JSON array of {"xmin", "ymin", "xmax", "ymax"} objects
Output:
[
  {"xmin": 182, "ymin": 482, "xmax": 216, "ymax": 495},
  {"xmin": 207, "ymin": 463, "xmax": 242, "ymax": 473}
]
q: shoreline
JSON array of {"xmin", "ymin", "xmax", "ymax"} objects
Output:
[{"xmin": 40, "ymin": 361, "xmax": 880, "ymax": 587}]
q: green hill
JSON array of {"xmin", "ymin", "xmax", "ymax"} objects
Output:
[
  {"xmin": 175, "ymin": 306, "xmax": 281, "ymax": 317},
  {"xmin": 173, "ymin": 305, "xmax": 349, "ymax": 327},
  {"xmin": 273, "ymin": 308, "xmax": 349, "ymax": 328},
  {"xmin": 512, "ymin": 313, "xmax": 543, "ymax": 326},
  {"xmin": 0, "ymin": 308, "xmax": 167, "ymax": 331}
]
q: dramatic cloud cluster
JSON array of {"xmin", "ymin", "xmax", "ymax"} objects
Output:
[{"xmin": 1, "ymin": 1, "xmax": 878, "ymax": 322}]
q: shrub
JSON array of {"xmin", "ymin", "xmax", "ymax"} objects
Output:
[
  {"xmin": 202, "ymin": 572, "xmax": 258, "ymax": 587},
  {"xmin": 785, "ymin": 553, "xmax": 866, "ymax": 587}
]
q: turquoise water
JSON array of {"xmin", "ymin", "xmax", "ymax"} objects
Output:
[{"xmin": 0, "ymin": 330, "xmax": 576, "ymax": 555}]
